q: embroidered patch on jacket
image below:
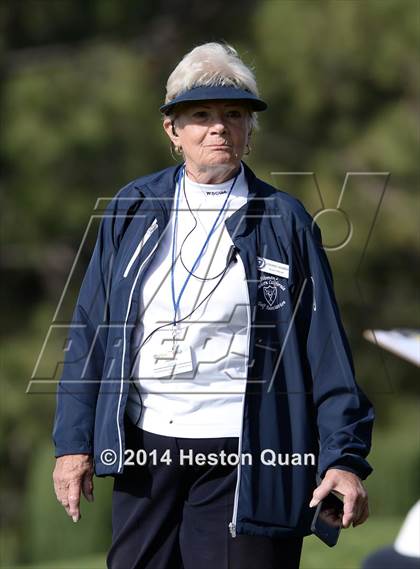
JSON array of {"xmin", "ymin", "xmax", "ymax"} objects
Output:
[{"xmin": 257, "ymin": 274, "xmax": 287, "ymax": 311}]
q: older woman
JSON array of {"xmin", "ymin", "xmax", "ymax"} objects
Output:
[{"xmin": 52, "ymin": 42, "xmax": 374, "ymax": 569}]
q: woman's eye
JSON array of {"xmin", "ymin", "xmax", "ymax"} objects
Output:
[
  {"xmin": 191, "ymin": 109, "xmax": 243, "ymax": 120},
  {"xmin": 227, "ymin": 110, "xmax": 242, "ymax": 118}
]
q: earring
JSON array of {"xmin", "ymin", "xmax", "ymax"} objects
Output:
[
  {"xmin": 170, "ymin": 144, "xmax": 177, "ymax": 161},
  {"xmin": 170, "ymin": 143, "xmax": 183, "ymax": 161}
]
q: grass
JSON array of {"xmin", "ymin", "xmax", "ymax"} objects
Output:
[{"xmin": 8, "ymin": 515, "xmax": 402, "ymax": 569}]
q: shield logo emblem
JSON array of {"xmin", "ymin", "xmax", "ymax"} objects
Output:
[{"xmin": 263, "ymin": 285, "xmax": 277, "ymax": 307}]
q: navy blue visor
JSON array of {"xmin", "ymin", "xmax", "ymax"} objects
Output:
[{"xmin": 159, "ymin": 85, "xmax": 268, "ymax": 114}]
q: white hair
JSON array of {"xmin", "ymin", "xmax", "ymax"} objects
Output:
[{"xmin": 163, "ymin": 42, "xmax": 260, "ymax": 132}]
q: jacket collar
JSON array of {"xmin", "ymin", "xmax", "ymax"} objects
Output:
[{"xmin": 136, "ymin": 160, "xmax": 271, "ymax": 223}]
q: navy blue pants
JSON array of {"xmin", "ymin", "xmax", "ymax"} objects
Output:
[{"xmin": 106, "ymin": 416, "xmax": 303, "ymax": 569}]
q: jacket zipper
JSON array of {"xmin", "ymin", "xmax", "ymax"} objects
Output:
[
  {"xmin": 117, "ymin": 224, "xmax": 160, "ymax": 472},
  {"xmin": 229, "ymin": 254, "xmax": 252, "ymax": 538},
  {"xmin": 310, "ymin": 275, "xmax": 317, "ymax": 311},
  {"xmin": 123, "ymin": 218, "xmax": 158, "ymax": 278}
]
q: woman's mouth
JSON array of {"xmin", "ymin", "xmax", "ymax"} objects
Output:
[{"xmin": 207, "ymin": 144, "xmax": 232, "ymax": 149}]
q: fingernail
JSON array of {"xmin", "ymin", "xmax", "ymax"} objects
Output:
[
  {"xmin": 72, "ymin": 515, "xmax": 78, "ymax": 523},
  {"xmin": 87, "ymin": 494, "xmax": 94, "ymax": 502},
  {"xmin": 309, "ymin": 499, "xmax": 318, "ymax": 508}
]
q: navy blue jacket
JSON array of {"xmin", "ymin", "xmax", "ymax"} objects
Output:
[{"xmin": 52, "ymin": 161, "xmax": 374, "ymax": 538}]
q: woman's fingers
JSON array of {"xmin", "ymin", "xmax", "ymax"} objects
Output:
[
  {"xmin": 353, "ymin": 500, "xmax": 370, "ymax": 527},
  {"xmin": 342, "ymin": 490, "xmax": 358, "ymax": 528},
  {"xmin": 67, "ymin": 478, "xmax": 82, "ymax": 522},
  {"xmin": 81, "ymin": 470, "xmax": 95, "ymax": 502},
  {"xmin": 53, "ymin": 477, "xmax": 67, "ymax": 506},
  {"xmin": 53, "ymin": 478, "xmax": 78, "ymax": 521},
  {"xmin": 309, "ymin": 477, "xmax": 334, "ymax": 508},
  {"xmin": 342, "ymin": 490, "xmax": 368, "ymax": 528}
]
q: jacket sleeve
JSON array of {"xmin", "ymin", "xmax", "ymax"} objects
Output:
[
  {"xmin": 52, "ymin": 203, "xmax": 117, "ymax": 457},
  {"xmin": 297, "ymin": 221, "xmax": 374, "ymax": 480}
]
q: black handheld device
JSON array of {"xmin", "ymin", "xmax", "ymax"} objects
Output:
[{"xmin": 310, "ymin": 491, "xmax": 344, "ymax": 547}]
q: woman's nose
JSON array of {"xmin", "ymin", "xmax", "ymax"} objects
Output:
[{"xmin": 210, "ymin": 115, "xmax": 227, "ymax": 132}]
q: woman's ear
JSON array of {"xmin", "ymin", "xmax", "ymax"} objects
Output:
[
  {"xmin": 163, "ymin": 117, "xmax": 178, "ymax": 144},
  {"xmin": 247, "ymin": 109, "xmax": 253, "ymax": 138}
]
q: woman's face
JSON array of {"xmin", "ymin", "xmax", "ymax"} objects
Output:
[{"xmin": 163, "ymin": 100, "xmax": 251, "ymax": 175}]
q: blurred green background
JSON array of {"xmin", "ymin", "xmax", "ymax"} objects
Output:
[{"xmin": 1, "ymin": 1, "xmax": 419, "ymax": 568}]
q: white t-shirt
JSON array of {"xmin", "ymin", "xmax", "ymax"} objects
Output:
[{"xmin": 125, "ymin": 163, "xmax": 251, "ymax": 437}]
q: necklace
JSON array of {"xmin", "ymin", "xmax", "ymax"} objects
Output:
[
  {"xmin": 180, "ymin": 172, "xmax": 231, "ymax": 280},
  {"xmin": 171, "ymin": 164, "xmax": 240, "ymax": 327}
]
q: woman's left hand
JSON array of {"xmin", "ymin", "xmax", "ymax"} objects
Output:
[{"xmin": 309, "ymin": 468, "xmax": 369, "ymax": 528}]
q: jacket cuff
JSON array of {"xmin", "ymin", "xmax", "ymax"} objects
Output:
[
  {"xmin": 54, "ymin": 440, "xmax": 93, "ymax": 458},
  {"xmin": 319, "ymin": 455, "xmax": 373, "ymax": 481}
]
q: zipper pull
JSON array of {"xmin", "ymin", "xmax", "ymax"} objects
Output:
[
  {"xmin": 310, "ymin": 276, "xmax": 317, "ymax": 312},
  {"xmin": 228, "ymin": 522, "xmax": 237, "ymax": 538},
  {"xmin": 123, "ymin": 218, "xmax": 158, "ymax": 278}
]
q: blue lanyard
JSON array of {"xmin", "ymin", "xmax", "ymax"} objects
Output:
[{"xmin": 170, "ymin": 164, "xmax": 240, "ymax": 326}]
